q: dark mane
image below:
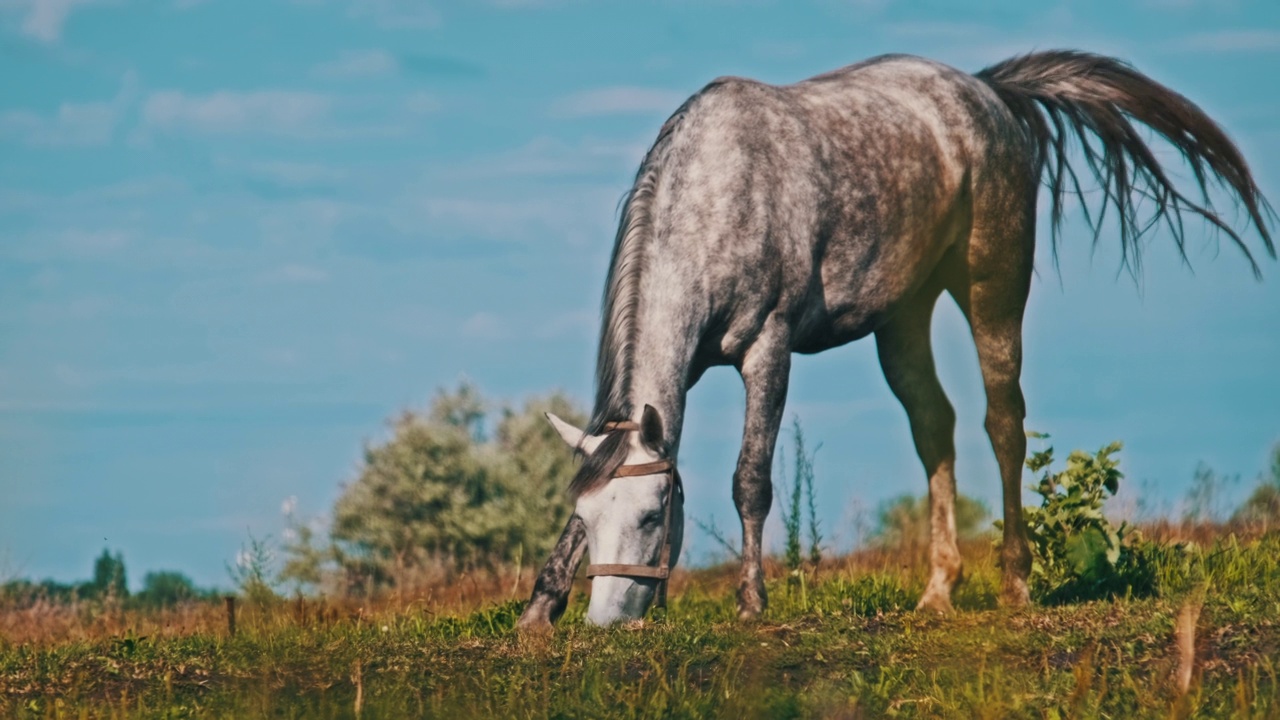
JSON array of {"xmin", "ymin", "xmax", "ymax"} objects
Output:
[
  {"xmin": 566, "ymin": 429, "xmax": 628, "ymax": 499},
  {"xmin": 587, "ymin": 82, "xmax": 724, "ymax": 438}
]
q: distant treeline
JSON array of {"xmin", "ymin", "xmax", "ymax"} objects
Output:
[{"xmin": 2, "ymin": 549, "xmax": 217, "ymax": 609}]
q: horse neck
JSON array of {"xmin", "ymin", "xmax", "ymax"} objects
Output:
[{"xmin": 614, "ymin": 263, "xmax": 704, "ymax": 458}]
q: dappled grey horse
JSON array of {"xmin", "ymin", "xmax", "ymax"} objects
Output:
[{"xmin": 520, "ymin": 51, "xmax": 1274, "ymax": 628}]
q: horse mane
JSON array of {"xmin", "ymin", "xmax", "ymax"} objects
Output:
[{"xmin": 568, "ymin": 82, "xmax": 721, "ymax": 499}]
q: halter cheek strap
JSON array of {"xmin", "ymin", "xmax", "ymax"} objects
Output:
[{"xmin": 584, "ymin": 421, "xmax": 682, "ymax": 609}]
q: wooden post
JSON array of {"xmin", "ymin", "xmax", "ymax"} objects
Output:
[{"xmin": 224, "ymin": 595, "xmax": 237, "ymax": 637}]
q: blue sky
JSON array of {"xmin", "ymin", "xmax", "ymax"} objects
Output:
[{"xmin": 1, "ymin": 0, "xmax": 1277, "ymax": 589}]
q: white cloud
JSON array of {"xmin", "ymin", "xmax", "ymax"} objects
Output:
[
  {"xmin": 884, "ymin": 21, "xmax": 993, "ymax": 39},
  {"xmin": 348, "ymin": 0, "xmax": 439, "ymax": 29},
  {"xmin": 0, "ymin": 227, "xmax": 134, "ymax": 263},
  {"xmin": 313, "ymin": 49, "xmax": 398, "ymax": 79},
  {"xmin": 403, "ymin": 91, "xmax": 438, "ymax": 116},
  {"xmin": 267, "ymin": 264, "xmax": 329, "ymax": 284},
  {"xmin": 536, "ymin": 308, "xmax": 594, "ymax": 339},
  {"xmin": 551, "ymin": 86, "xmax": 685, "ymax": 117},
  {"xmin": 461, "ymin": 311, "xmax": 505, "ymax": 340},
  {"xmin": 219, "ymin": 157, "xmax": 347, "ymax": 186},
  {"xmin": 18, "ymin": 0, "xmax": 94, "ymax": 42},
  {"xmin": 455, "ymin": 136, "xmax": 646, "ymax": 179},
  {"xmin": 0, "ymin": 71, "xmax": 135, "ymax": 147},
  {"xmin": 141, "ymin": 90, "xmax": 333, "ymax": 135},
  {"xmin": 0, "ymin": 101, "xmax": 114, "ymax": 145},
  {"xmin": 1180, "ymin": 30, "xmax": 1280, "ymax": 52}
]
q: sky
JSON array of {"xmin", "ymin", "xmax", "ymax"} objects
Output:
[{"xmin": 1, "ymin": 0, "xmax": 1277, "ymax": 590}]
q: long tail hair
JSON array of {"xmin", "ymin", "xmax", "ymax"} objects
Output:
[{"xmin": 977, "ymin": 50, "xmax": 1274, "ymax": 276}]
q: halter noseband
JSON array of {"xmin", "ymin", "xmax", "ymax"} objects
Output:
[{"xmin": 583, "ymin": 420, "xmax": 682, "ymax": 609}]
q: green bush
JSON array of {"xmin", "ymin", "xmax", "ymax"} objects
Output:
[
  {"xmin": 871, "ymin": 493, "xmax": 990, "ymax": 550},
  {"xmin": 284, "ymin": 383, "xmax": 586, "ymax": 594},
  {"xmin": 1000, "ymin": 440, "xmax": 1157, "ymax": 604},
  {"xmin": 135, "ymin": 571, "xmax": 202, "ymax": 608}
]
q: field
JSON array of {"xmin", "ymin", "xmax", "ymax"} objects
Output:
[{"xmin": 3, "ymin": 529, "xmax": 1279, "ymax": 719}]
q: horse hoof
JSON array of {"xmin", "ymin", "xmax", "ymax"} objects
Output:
[
  {"xmin": 1000, "ymin": 580, "xmax": 1031, "ymax": 608},
  {"xmin": 516, "ymin": 615, "xmax": 555, "ymax": 635},
  {"xmin": 916, "ymin": 592, "xmax": 954, "ymax": 614}
]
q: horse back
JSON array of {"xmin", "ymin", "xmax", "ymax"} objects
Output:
[{"xmin": 648, "ymin": 56, "xmax": 1030, "ymax": 357}]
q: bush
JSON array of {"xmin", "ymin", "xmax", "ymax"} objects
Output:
[
  {"xmin": 136, "ymin": 571, "xmax": 202, "ymax": 608},
  {"xmin": 871, "ymin": 493, "xmax": 990, "ymax": 551},
  {"xmin": 285, "ymin": 384, "xmax": 586, "ymax": 594},
  {"xmin": 1001, "ymin": 440, "xmax": 1157, "ymax": 604}
]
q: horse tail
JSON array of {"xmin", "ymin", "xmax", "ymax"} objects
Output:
[{"xmin": 976, "ymin": 50, "xmax": 1274, "ymax": 276}]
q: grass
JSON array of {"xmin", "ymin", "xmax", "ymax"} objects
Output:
[{"xmin": 3, "ymin": 532, "xmax": 1279, "ymax": 719}]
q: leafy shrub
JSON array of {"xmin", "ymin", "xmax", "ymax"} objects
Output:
[
  {"xmin": 871, "ymin": 493, "xmax": 990, "ymax": 551},
  {"xmin": 284, "ymin": 384, "xmax": 586, "ymax": 594},
  {"xmin": 1001, "ymin": 440, "xmax": 1157, "ymax": 604},
  {"xmin": 136, "ymin": 571, "xmax": 202, "ymax": 608},
  {"xmin": 229, "ymin": 533, "xmax": 280, "ymax": 606}
]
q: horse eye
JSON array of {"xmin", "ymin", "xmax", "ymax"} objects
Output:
[{"xmin": 640, "ymin": 510, "xmax": 662, "ymax": 527}]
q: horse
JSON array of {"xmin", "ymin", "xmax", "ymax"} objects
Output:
[{"xmin": 517, "ymin": 50, "xmax": 1274, "ymax": 629}]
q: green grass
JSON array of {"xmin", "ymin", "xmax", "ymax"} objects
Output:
[{"xmin": 3, "ymin": 534, "xmax": 1280, "ymax": 719}]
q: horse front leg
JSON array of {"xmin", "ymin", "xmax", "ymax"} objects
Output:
[
  {"xmin": 516, "ymin": 515, "xmax": 587, "ymax": 632},
  {"xmin": 734, "ymin": 329, "xmax": 791, "ymax": 620}
]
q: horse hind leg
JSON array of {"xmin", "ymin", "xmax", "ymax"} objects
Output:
[
  {"xmin": 957, "ymin": 204, "xmax": 1036, "ymax": 607},
  {"xmin": 875, "ymin": 281, "xmax": 963, "ymax": 613}
]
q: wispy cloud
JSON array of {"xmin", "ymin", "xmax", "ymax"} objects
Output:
[
  {"xmin": 0, "ymin": 227, "xmax": 134, "ymax": 264},
  {"xmin": 218, "ymin": 157, "xmax": 347, "ymax": 187},
  {"xmin": 141, "ymin": 90, "xmax": 333, "ymax": 135},
  {"xmin": 15, "ymin": 0, "xmax": 95, "ymax": 42},
  {"xmin": 1179, "ymin": 29, "xmax": 1280, "ymax": 52},
  {"xmin": 0, "ymin": 71, "xmax": 135, "ymax": 146},
  {"xmin": 0, "ymin": 101, "xmax": 115, "ymax": 146},
  {"xmin": 454, "ymin": 136, "xmax": 645, "ymax": 179},
  {"xmin": 313, "ymin": 49, "xmax": 399, "ymax": 79},
  {"xmin": 400, "ymin": 52, "xmax": 486, "ymax": 80},
  {"xmin": 551, "ymin": 86, "xmax": 684, "ymax": 117},
  {"xmin": 884, "ymin": 21, "xmax": 993, "ymax": 39},
  {"xmin": 348, "ymin": 0, "xmax": 439, "ymax": 29},
  {"xmin": 264, "ymin": 264, "xmax": 329, "ymax": 284},
  {"xmin": 461, "ymin": 311, "xmax": 505, "ymax": 340}
]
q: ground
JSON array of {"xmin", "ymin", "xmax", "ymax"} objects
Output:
[{"xmin": 2, "ymin": 535, "xmax": 1278, "ymax": 718}]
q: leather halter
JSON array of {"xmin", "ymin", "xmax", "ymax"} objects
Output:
[{"xmin": 584, "ymin": 420, "xmax": 682, "ymax": 609}]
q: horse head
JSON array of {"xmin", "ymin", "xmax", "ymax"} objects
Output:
[{"xmin": 545, "ymin": 405, "xmax": 684, "ymax": 625}]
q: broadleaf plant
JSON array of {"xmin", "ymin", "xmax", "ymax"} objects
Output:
[{"xmin": 998, "ymin": 438, "xmax": 1157, "ymax": 604}]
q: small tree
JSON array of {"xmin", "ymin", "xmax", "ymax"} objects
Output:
[
  {"xmin": 92, "ymin": 549, "xmax": 128, "ymax": 599},
  {"xmin": 228, "ymin": 533, "xmax": 279, "ymax": 606},
  {"xmin": 313, "ymin": 384, "xmax": 584, "ymax": 594},
  {"xmin": 137, "ymin": 571, "xmax": 199, "ymax": 608}
]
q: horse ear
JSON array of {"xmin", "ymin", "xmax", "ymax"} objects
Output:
[
  {"xmin": 545, "ymin": 412, "xmax": 605, "ymax": 455},
  {"xmin": 640, "ymin": 404, "xmax": 664, "ymax": 451}
]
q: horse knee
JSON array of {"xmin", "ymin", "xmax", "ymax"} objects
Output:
[{"xmin": 732, "ymin": 468, "xmax": 772, "ymax": 521}]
